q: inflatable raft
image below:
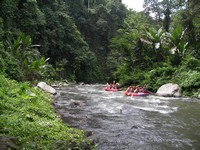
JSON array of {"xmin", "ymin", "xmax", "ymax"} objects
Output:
[
  {"xmin": 104, "ymin": 86, "xmax": 122, "ymax": 91},
  {"xmin": 124, "ymin": 91, "xmax": 149, "ymax": 96}
]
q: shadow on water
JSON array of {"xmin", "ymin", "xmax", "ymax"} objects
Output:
[{"xmin": 54, "ymin": 84, "xmax": 200, "ymax": 150}]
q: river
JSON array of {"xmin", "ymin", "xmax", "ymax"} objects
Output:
[{"xmin": 54, "ymin": 84, "xmax": 200, "ymax": 150}]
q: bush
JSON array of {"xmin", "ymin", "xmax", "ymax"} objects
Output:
[
  {"xmin": 172, "ymin": 55, "xmax": 200, "ymax": 96},
  {"xmin": 0, "ymin": 49, "xmax": 23, "ymax": 81},
  {"xmin": 182, "ymin": 55, "xmax": 200, "ymax": 70},
  {"xmin": 0, "ymin": 76, "xmax": 94, "ymax": 149}
]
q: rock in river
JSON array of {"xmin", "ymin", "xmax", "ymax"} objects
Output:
[{"xmin": 156, "ymin": 83, "xmax": 181, "ymax": 97}]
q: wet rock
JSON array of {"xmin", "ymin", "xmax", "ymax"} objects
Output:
[
  {"xmin": 79, "ymin": 82, "xmax": 85, "ymax": 85},
  {"xmin": 51, "ymin": 81, "xmax": 62, "ymax": 88},
  {"xmin": 84, "ymin": 131, "xmax": 93, "ymax": 137},
  {"xmin": 131, "ymin": 125, "xmax": 139, "ymax": 129},
  {"xmin": 0, "ymin": 136, "xmax": 17, "ymax": 150},
  {"xmin": 37, "ymin": 82, "xmax": 57, "ymax": 95},
  {"xmin": 131, "ymin": 125, "xmax": 140, "ymax": 129},
  {"xmin": 52, "ymin": 91, "xmax": 61, "ymax": 99},
  {"xmin": 156, "ymin": 83, "xmax": 181, "ymax": 97},
  {"xmin": 131, "ymin": 124, "xmax": 145, "ymax": 129},
  {"xmin": 70, "ymin": 102, "xmax": 80, "ymax": 108}
]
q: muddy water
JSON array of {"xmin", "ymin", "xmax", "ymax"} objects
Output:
[{"xmin": 54, "ymin": 84, "xmax": 200, "ymax": 150}]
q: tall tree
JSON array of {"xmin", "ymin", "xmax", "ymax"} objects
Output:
[
  {"xmin": 107, "ymin": 12, "xmax": 151, "ymax": 82},
  {"xmin": 37, "ymin": 0, "xmax": 98, "ymax": 82},
  {"xmin": 66, "ymin": 0, "xmax": 127, "ymax": 81},
  {"xmin": 144, "ymin": 0, "xmax": 179, "ymax": 31},
  {"xmin": 171, "ymin": 0, "xmax": 200, "ymax": 58}
]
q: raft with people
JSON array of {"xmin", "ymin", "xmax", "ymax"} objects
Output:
[
  {"xmin": 124, "ymin": 84, "xmax": 149, "ymax": 96},
  {"xmin": 104, "ymin": 82, "xmax": 122, "ymax": 91},
  {"xmin": 124, "ymin": 91, "xmax": 149, "ymax": 96}
]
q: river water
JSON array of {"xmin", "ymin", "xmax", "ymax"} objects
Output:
[{"xmin": 54, "ymin": 84, "xmax": 200, "ymax": 150}]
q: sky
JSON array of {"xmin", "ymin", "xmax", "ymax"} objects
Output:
[{"xmin": 122, "ymin": 0, "xmax": 144, "ymax": 12}]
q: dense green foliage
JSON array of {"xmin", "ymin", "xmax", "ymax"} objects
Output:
[
  {"xmin": 0, "ymin": 0, "xmax": 200, "ymax": 148},
  {"xmin": 66, "ymin": 0, "xmax": 127, "ymax": 81},
  {"xmin": 0, "ymin": 0, "xmax": 99, "ymax": 83},
  {"xmin": 107, "ymin": 0, "xmax": 200, "ymax": 97},
  {"xmin": 0, "ymin": 76, "xmax": 94, "ymax": 149},
  {"xmin": 0, "ymin": 1, "xmax": 200, "ymax": 91}
]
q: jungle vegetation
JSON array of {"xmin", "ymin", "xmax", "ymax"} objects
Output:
[
  {"xmin": 1, "ymin": 0, "xmax": 200, "ymax": 148},
  {"xmin": 0, "ymin": 0, "xmax": 200, "ymax": 96}
]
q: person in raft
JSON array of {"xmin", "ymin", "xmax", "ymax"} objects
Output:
[
  {"xmin": 134, "ymin": 85, "xmax": 141, "ymax": 93},
  {"xmin": 112, "ymin": 81, "xmax": 116, "ymax": 89},
  {"xmin": 126, "ymin": 86, "xmax": 135, "ymax": 93},
  {"xmin": 110, "ymin": 81, "xmax": 120, "ymax": 89},
  {"xmin": 116, "ymin": 83, "xmax": 120, "ymax": 89},
  {"xmin": 126, "ymin": 84, "xmax": 148, "ymax": 93},
  {"xmin": 142, "ymin": 84, "xmax": 148, "ymax": 92},
  {"xmin": 106, "ymin": 82, "xmax": 113, "ymax": 89},
  {"xmin": 135, "ymin": 84, "xmax": 148, "ymax": 93},
  {"xmin": 107, "ymin": 81, "xmax": 119, "ymax": 89}
]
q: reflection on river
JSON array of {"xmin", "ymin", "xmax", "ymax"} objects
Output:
[{"xmin": 54, "ymin": 84, "xmax": 200, "ymax": 150}]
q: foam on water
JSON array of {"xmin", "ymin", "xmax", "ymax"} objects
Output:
[
  {"xmin": 63, "ymin": 84, "xmax": 180, "ymax": 115},
  {"xmin": 65, "ymin": 91, "xmax": 79, "ymax": 95},
  {"xmin": 132, "ymin": 105, "xmax": 177, "ymax": 114},
  {"xmin": 55, "ymin": 84, "xmax": 200, "ymax": 150},
  {"xmin": 130, "ymin": 97, "xmax": 162, "ymax": 103}
]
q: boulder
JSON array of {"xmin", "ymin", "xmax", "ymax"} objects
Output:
[
  {"xmin": 37, "ymin": 82, "xmax": 57, "ymax": 95},
  {"xmin": 0, "ymin": 136, "xmax": 17, "ymax": 150},
  {"xmin": 156, "ymin": 83, "xmax": 181, "ymax": 97}
]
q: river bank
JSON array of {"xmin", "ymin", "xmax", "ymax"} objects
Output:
[{"xmin": 0, "ymin": 76, "xmax": 95, "ymax": 149}]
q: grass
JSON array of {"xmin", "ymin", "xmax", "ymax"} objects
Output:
[{"xmin": 0, "ymin": 75, "xmax": 95, "ymax": 149}]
